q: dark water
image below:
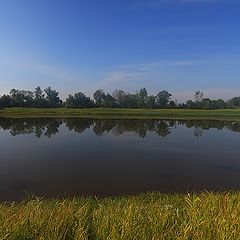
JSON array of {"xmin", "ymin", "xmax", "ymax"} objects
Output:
[{"xmin": 0, "ymin": 117, "xmax": 240, "ymax": 201}]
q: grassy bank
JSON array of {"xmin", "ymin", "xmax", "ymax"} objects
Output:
[
  {"xmin": 0, "ymin": 108, "xmax": 240, "ymax": 120},
  {"xmin": 1, "ymin": 192, "xmax": 240, "ymax": 240}
]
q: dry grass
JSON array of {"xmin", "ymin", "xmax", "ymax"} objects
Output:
[{"xmin": 1, "ymin": 192, "xmax": 240, "ymax": 239}]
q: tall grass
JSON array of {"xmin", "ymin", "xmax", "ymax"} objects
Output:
[{"xmin": 1, "ymin": 192, "xmax": 240, "ymax": 239}]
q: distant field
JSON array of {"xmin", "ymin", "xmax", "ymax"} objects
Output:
[
  {"xmin": 1, "ymin": 192, "xmax": 240, "ymax": 239},
  {"xmin": 0, "ymin": 108, "xmax": 240, "ymax": 120}
]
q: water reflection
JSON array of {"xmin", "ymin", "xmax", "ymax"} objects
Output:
[
  {"xmin": 0, "ymin": 118, "xmax": 239, "ymax": 138},
  {"xmin": 0, "ymin": 117, "xmax": 240, "ymax": 201}
]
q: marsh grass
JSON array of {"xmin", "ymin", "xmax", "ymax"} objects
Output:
[
  {"xmin": 0, "ymin": 108, "xmax": 240, "ymax": 120},
  {"xmin": 1, "ymin": 192, "xmax": 240, "ymax": 239}
]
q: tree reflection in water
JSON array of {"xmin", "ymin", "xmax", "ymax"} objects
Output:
[{"xmin": 0, "ymin": 118, "xmax": 239, "ymax": 138}]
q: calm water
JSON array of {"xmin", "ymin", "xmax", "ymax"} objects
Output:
[{"xmin": 0, "ymin": 117, "xmax": 240, "ymax": 201}]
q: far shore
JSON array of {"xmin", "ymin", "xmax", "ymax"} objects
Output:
[{"xmin": 0, "ymin": 108, "xmax": 240, "ymax": 121}]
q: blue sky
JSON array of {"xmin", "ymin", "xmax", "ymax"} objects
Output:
[{"xmin": 0, "ymin": 0, "xmax": 239, "ymax": 101}]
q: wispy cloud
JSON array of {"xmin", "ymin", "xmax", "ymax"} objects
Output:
[
  {"xmin": 95, "ymin": 59, "xmax": 240, "ymax": 102},
  {"xmin": 0, "ymin": 55, "xmax": 77, "ymax": 85},
  {"xmin": 100, "ymin": 65, "xmax": 146, "ymax": 86},
  {"xmin": 134, "ymin": 0, "xmax": 220, "ymax": 7},
  {"xmin": 97, "ymin": 60, "xmax": 200, "ymax": 92},
  {"xmin": 0, "ymin": 55, "xmax": 91, "ymax": 98}
]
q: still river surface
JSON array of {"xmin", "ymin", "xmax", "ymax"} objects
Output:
[{"xmin": 0, "ymin": 118, "xmax": 240, "ymax": 201}]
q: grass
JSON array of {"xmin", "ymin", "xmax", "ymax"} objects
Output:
[
  {"xmin": 1, "ymin": 192, "xmax": 240, "ymax": 239},
  {"xmin": 0, "ymin": 108, "xmax": 240, "ymax": 120}
]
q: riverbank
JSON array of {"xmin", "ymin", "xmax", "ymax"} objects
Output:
[
  {"xmin": 1, "ymin": 192, "xmax": 240, "ymax": 239},
  {"xmin": 0, "ymin": 108, "xmax": 240, "ymax": 120}
]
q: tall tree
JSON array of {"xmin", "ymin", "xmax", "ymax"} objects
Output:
[
  {"xmin": 22, "ymin": 90, "xmax": 34, "ymax": 107},
  {"xmin": 44, "ymin": 87, "xmax": 62, "ymax": 107},
  {"xmin": 65, "ymin": 92, "xmax": 94, "ymax": 108},
  {"xmin": 93, "ymin": 89, "xmax": 105, "ymax": 106},
  {"xmin": 102, "ymin": 93, "xmax": 116, "ymax": 108},
  {"xmin": 137, "ymin": 88, "xmax": 148, "ymax": 108},
  {"xmin": 194, "ymin": 90, "xmax": 204, "ymax": 102},
  {"xmin": 124, "ymin": 94, "xmax": 138, "ymax": 108},
  {"xmin": 156, "ymin": 90, "xmax": 172, "ymax": 108},
  {"xmin": 0, "ymin": 95, "xmax": 13, "ymax": 108},
  {"xmin": 112, "ymin": 89, "xmax": 126, "ymax": 107},
  {"xmin": 215, "ymin": 99, "xmax": 226, "ymax": 109},
  {"xmin": 227, "ymin": 97, "xmax": 240, "ymax": 108},
  {"xmin": 9, "ymin": 89, "xmax": 34, "ymax": 107},
  {"xmin": 10, "ymin": 89, "xmax": 24, "ymax": 106},
  {"xmin": 34, "ymin": 86, "xmax": 46, "ymax": 107},
  {"xmin": 146, "ymin": 95, "xmax": 156, "ymax": 109},
  {"xmin": 186, "ymin": 100, "xmax": 196, "ymax": 109}
]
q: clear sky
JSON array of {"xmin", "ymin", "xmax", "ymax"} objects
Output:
[{"xmin": 0, "ymin": 0, "xmax": 239, "ymax": 101}]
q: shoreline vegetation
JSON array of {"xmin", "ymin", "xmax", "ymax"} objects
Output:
[
  {"xmin": 1, "ymin": 87, "xmax": 240, "ymax": 110},
  {"xmin": 0, "ymin": 108, "xmax": 240, "ymax": 120},
  {"xmin": 1, "ymin": 192, "xmax": 240, "ymax": 239}
]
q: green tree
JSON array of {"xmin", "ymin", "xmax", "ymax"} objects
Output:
[
  {"xmin": 215, "ymin": 99, "xmax": 226, "ymax": 109},
  {"xmin": 124, "ymin": 94, "xmax": 138, "ymax": 108},
  {"xmin": 137, "ymin": 88, "xmax": 148, "ymax": 108},
  {"xmin": 146, "ymin": 95, "xmax": 156, "ymax": 109},
  {"xmin": 44, "ymin": 87, "xmax": 62, "ymax": 107},
  {"xmin": 0, "ymin": 95, "xmax": 13, "ymax": 108},
  {"xmin": 102, "ymin": 93, "xmax": 116, "ymax": 108},
  {"xmin": 22, "ymin": 90, "xmax": 34, "ymax": 107},
  {"xmin": 194, "ymin": 90, "xmax": 204, "ymax": 102},
  {"xmin": 156, "ymin": 90, "xmax": 172, "ymax": 108},
  {"xmin": 193, "ymin": 91, "xmax": 204, "ymax": 109},
  {"xmin": 10, "ymin": 89, "xmax": 24, "ymax": 106},
  {"xmin": 9, "ymin": 89, "xmax": 34, "ymax": 107},
  {"xmin": 93, "ymin": 89, "xmax": 106, "ymax": 106},
  {"xmin": 227, "ymin": 97, "xmax": 240, "ymax": 108},
  {"xmin": 65, "ymin": 92, "xmax": 94, "ymax": 108},
  {"xmin": 34, "ymin": 86, "xmax": 46, "ymax": 107},
  {"xmin": 186, "ymin": 100, "xmax": 196, "ymax": 109},
  {"xmin": 112, "ymin": 89, "xmax": 126, "ymax": 107}
]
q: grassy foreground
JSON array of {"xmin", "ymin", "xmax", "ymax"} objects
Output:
[
  {"xmin": 1, "ymin": 192, "xmax": 240, "ymax": 240},
  {"xmin": 0, "ymin": 108, "xmax": 240, "ymax": 120}
]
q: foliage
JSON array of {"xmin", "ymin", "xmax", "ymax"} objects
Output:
[
  {"xmin": 227, "ymin": 97, "xmax": 240, "ymax": 108},
  {"xmin": 65, "ymin": 92, "xmax": 94, "ymax": 108},
  {"xmin": 93, "ymin": 89, "xmax": 105, "ymax": 106},
  {"xmin": 9, "ymin": 89, "xmax": 34, "ymax": 107},
  {"xmin": 34, "ymin": 86, "xmax": 47, "ymax": 107},
  {"xmin": 156, "ymin": 90, "xmax": 172, "ymax": 108},
  {"xmin": 194, "ymin": 90, "xmax": 204, "ymax": 102},
  {"xmin": 0, "ymin": 95, "xmax": 13, "ymax": 108},
  {"xmin": 0, "ymin": 87, "xmax": 239, "ymax": 109},
  {"xmin": 44, "ymin": 87, "xmax": 62, "ymax": 107}
]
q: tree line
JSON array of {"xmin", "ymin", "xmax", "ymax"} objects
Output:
[{"xmin": 0, "ymin": 87, "xmax": 239, "ymax": 109}]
